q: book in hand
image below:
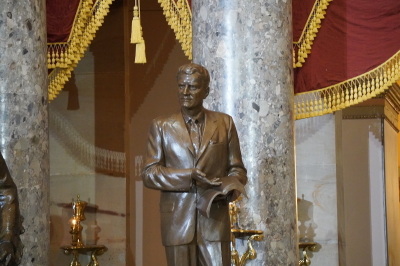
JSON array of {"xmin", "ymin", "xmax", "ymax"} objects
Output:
[{"xmin": 197, "ymin": 176, "xmax": 247, "ymax": 218}]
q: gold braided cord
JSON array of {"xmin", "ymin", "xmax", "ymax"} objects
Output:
[
  {"xmin": 47, "ymin": 0, "xmax": 116, "ymax": 102},
  {"xmin": 158, "ymin": 0, "xmax": 192, "ymax": 59},
  {"xmin": 294, "ymin": 50, "xmax": 400, "ymax": 120},
  {"xmin": 292, "ymin": 0, "xmax": 332, "ymax": 68}
]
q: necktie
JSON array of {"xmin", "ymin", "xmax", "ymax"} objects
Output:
[{"xmin": 190, "ymin": 119, "xmax": 201, "ymax": 155}]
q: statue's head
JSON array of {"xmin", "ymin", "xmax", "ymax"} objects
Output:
[
  {"xmin": 176, "ymin": 63, "xmax": 210, "ymax": 111},
  {"xmin": 176, "ymin": 63, "xmax": 210, "ymax": 88}
]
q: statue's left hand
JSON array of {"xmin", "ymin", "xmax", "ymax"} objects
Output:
[{"xmin": 0, "ymin": 241, "xmax": 16, "ymax": 266}]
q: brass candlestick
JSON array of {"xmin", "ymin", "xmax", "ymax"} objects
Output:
[
  {"xmin": 62, "ymin": 195, "xmax": 107, "ymax": 266},
  {"xmin": 69, "ymin": 195, "xmax": 87, "ymax": 247}
]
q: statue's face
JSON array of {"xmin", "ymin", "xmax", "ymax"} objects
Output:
[{"xmin": 177, "ymin": 73, "xmax": 209, "ymax": 111}]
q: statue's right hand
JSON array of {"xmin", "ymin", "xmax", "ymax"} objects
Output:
[{"xmin": 191, "ymin": 169, "xmax": 221, "ymax": 186}]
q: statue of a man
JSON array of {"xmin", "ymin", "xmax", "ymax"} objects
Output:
[
  {"xmin": 142, "ymin": 63, "xmax": 247, "ymax": 266},
  {"xmin": 0, "ymin": 153, "xmax": 23, "ymax": 266}
]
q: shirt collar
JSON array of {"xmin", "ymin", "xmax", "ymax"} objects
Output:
[{"xmin": 182, "ymin": 108, "xmax": 205, "ymax": 125}]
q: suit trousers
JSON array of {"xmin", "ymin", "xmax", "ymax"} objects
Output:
[{"xmin": 165, "ymin": 220, "xmax": 231, "ymax": 266}]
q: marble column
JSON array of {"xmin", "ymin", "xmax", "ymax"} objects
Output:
[
  {"xmin": 0, "ymin": 0, "xmax": 49, "ymax": 265},
  {"xmin": 192, "ymin": 1, "xmax": 297, "ymax": 265}
]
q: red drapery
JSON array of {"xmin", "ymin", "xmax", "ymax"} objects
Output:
[
  {"xmin": 293, "ymin": 0, "xmax": 400, "ymax": 94},
  {"xmin": 182, "ymin": 0, "xmax": 399, "ymax": 94},
  {"xmin": 47, "ymin": 0, "xmax": 98, "ymax": 43},
  {"xmin": 46, "ymin": 0, "xmax": 81, "ymax": 43},
  {"xmin": 46, "ymin": 0, "xmax": 400, "ymax": 105}
]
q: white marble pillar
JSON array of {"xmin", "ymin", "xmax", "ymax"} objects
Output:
[
  {"xmin": 0, "ymin": 0, "xmax": 49, "ymax": 265},
  {"xmin": 192, "ymin": 1, "xmax": 297, "ymax": 265}
]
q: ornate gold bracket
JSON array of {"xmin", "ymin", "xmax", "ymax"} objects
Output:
[
  {"xmin": 61, "ymin": 245, "xmax": 108, "ymax": 266},
  {"xmin": 298, "ymin": 242, "xmax": 317, "ymax": 266},
  {"xmin": 229, "ymin": 197, "xmax": 264, "ymax": 266},
  {"xmin": 231, "ymin": 229, "xmax": 264, "ymax": 266}
]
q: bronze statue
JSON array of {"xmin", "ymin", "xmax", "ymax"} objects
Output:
[
  {"xmin": 142, "ymin": 63, "xmax": 247, "ymax": 266},
  {"xmin": 0, "ymin": 153, "xmax": 23, "ymax": 266}
]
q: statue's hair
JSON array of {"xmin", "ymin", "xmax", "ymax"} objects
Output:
[{"xmin": 176, "ymin": 63, "xmax": 210, "ymax": 88}]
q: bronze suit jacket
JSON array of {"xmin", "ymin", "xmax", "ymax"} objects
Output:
[{"xmin": 142, "ymin": 109, "xmax": 247, "ymax": 247}]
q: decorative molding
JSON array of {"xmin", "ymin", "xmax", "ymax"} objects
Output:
[
  {"xmin": 383, "ymin": 83, "xmax": 400, "ymax": 112},
  {"xmin": 342, "ymin": 97, "xmax": 399, "ymax": 132}
]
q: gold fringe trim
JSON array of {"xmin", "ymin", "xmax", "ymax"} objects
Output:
[
  {"xmin": 47, "ymin": 0, "xmax": 116, "ymax": 102},
  {"xmin": 294, "ymin": 50, "xmax": 400, "ymax": 120},
  {"xmin": 158, "ymin": 0, "xmax": 331, "ymax": 65},
  {"xmin": 293, "ymin": 0, "xmax": 332, "ymax": 68},
  {"xmin": 158, "ymin": 0, "xmax": 192, "ymax": 60}
]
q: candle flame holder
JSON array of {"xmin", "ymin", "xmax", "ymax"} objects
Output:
[
  {"xmin": 61, "ymin": 195, "xmax": 107, "ymax": 266},
  {"xmin": 69, "ymin": 195, "xmax": 87, "ymax": 247}
]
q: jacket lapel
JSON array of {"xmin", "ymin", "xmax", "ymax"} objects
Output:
[
  {"xmin": 170, "ymin": 111, "xmax": 195, "ymax": 157},
  {"xmin": 197, "ymin": 110, "xmax": 217, "ymax": 162}
]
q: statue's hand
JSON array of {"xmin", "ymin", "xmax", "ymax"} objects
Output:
[
  {"xmin": 191, "ymin": 169, "xmax": 221, "ymax": 186},
  {"xmin": 0, "ymin": 241, "xmax": 16, "ymax": 266}
]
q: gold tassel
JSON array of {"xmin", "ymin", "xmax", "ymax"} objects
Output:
[
  {"xmin": 47, "ymin": 50, "xmax": 52, "ymax": 69},
  {"xmin": 135, "ymin": 39, "xmax": 146, "ymax": 64},
  {"xmin": 131, "ymin": 0, "xmax": 146, "ymax": 64},
  {"xmin": 292, "ymin": 49, "xmax": 296, "ymax": 68},
  {"xmin": 130, "ymin": 6, "xmax": 141, "ymax": 43}
]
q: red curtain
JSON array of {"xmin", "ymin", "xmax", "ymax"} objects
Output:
[
  {"xmin": 46, "ymin": 0, "xmax": 399, "ymax": 95},
  {"xmin": 46, "ymin": 0, "xmax": 81, "ymax": 43},
  {"xmin": 293, "ymin": 0, "xmax": 400, "ymax": 93}
]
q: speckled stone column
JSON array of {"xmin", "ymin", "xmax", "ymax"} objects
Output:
[
  {"xmin": 0, "ymin": 0, "xmax": 49, "ymax": 265},
  {"xmin": 193, "ymin": 1, "xmax": 297, "ymax": 265}
]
